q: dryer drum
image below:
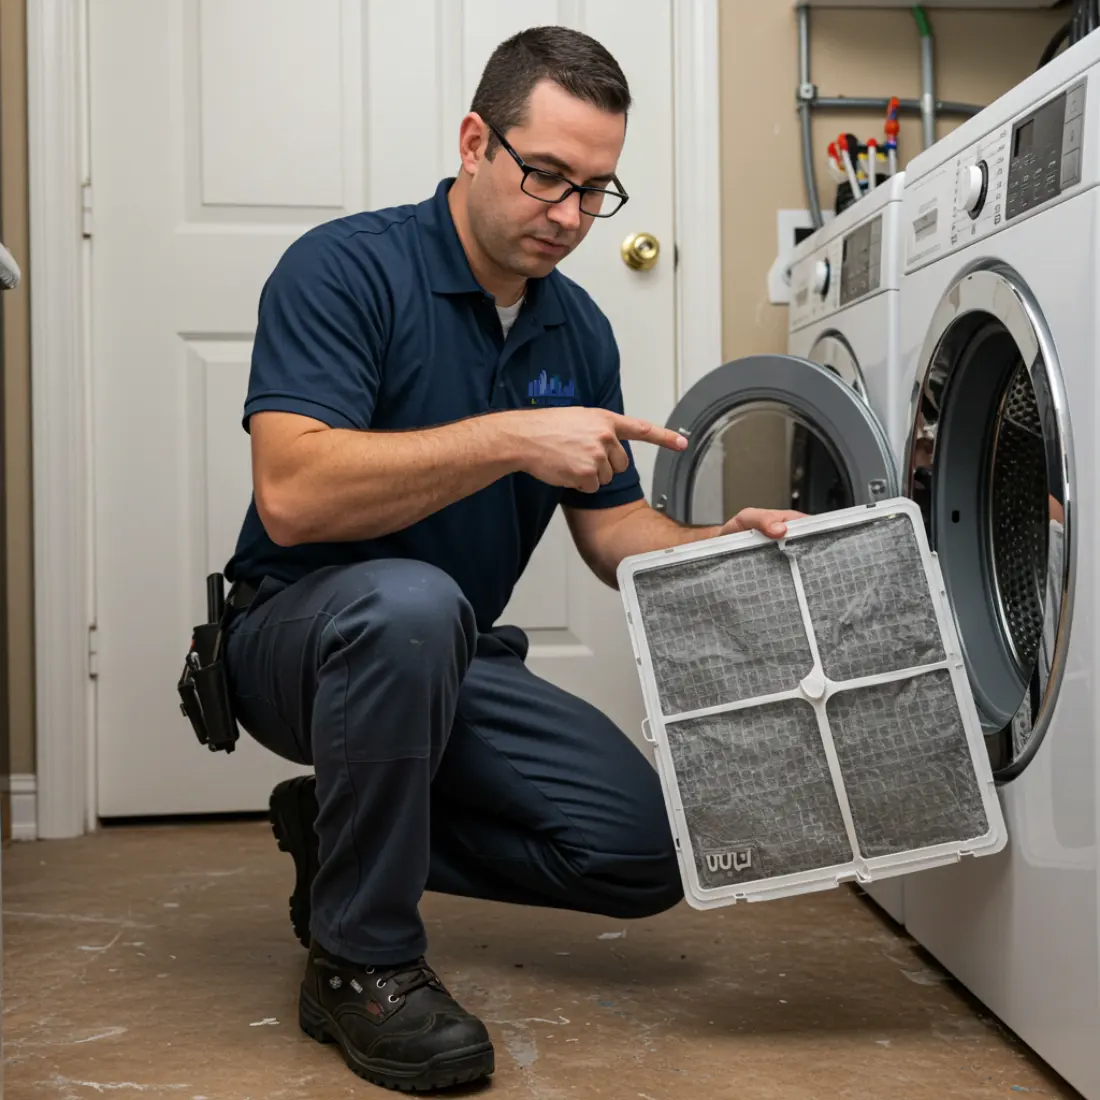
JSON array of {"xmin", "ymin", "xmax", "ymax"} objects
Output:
[
  {"xmin": 989, "ymin": 364, "xmax": 1049, "ymax": 674},
  {"xmin": 908, "ymin": 267, "xmax": 1072, "ymax": 781}
]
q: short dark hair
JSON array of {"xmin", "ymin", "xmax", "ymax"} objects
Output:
[{"xmin": 470, "ymin": 26, "xmax": 631, "ymax": 157}]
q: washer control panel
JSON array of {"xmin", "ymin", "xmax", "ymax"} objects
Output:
[
  {"xmin": 907, "ymin": 74, "xmax": 1088, "ymax": 270},
  {"xmin": 790, "ymin": 215, "xmax": 884, "ymax": 330}
]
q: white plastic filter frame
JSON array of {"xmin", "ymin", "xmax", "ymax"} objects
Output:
[{"xmin": 618, "ymin": 497, "xmax": 1008, "ymax": 910}]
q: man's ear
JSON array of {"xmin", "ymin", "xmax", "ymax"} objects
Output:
[{"xmin": 457, "ymin": 113, "xmax": 490, "ymax": 175}]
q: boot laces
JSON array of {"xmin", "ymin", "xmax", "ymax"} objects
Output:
[{"xmin": 365, "ymin": 959, "xmax": 444, "ymax": 1002}]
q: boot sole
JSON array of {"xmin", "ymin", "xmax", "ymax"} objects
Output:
[
  {"xmin": 269, "ymin": 777, "xmax": 318, "ymax": 949},
  {"xmin": 299, "ymin": 986, "xmax": 494, "ymax": 1092}
]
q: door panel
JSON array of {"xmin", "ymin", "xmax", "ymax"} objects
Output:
[{"xmin": 90, "ymin": 0, "xmax": 676, "ymax": 816}]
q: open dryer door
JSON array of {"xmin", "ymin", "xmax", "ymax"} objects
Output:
[
  {"xmin": 906, "ymin": 265, "xmax": 1075, "ymax": 783},
  {"xmin": 652, "ymin": 353, "xmax": 898, "ymax": 527}
]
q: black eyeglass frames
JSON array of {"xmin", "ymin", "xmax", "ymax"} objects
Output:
[{"xmin": 485, "ymin": 122, "xmax": 629, "ymax": 218}]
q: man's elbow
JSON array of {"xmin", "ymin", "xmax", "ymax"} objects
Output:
[
  {"xmin": 255, "ymin": 480, "xmax": 306, "ymax": 547},
  {"xmin": 581, "ymin": 544, "xmax": 620, "ymax": 590}
]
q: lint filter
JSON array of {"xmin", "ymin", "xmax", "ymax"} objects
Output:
[{"xmin": 617, "ymin": 497, "xmax": 1007, "ymax": 909}]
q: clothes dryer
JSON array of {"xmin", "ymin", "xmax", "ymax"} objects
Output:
[
  {"xmin": 893, "ymin": 35, "xmax": 1090, "ymax": 1097},
  {"xmin": 650, "ymin": 44, "xmax": 1085, "ymax": 1093}
]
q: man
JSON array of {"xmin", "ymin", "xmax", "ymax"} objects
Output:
[{"xmin": 224, "ymin": 26, "xmax": 798, "ymax": 1093}]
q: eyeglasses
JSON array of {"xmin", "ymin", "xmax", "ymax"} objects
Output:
[{"xmin": 485, "ymin": 122, "xmax": 629, "ymax": 218}]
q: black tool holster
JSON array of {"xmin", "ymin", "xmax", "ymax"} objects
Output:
[{"xmin": 177, "ymin": 573, "xmax": 240, "ymax": 753}]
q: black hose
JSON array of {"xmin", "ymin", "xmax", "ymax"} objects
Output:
[{"xmin": 1038, "ymin": 19, "xmax": 1072, "ymax": 66}]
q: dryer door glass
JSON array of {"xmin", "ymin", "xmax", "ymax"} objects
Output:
[
  {"xmin": 907, "ymin": 266, "xmax": 1074, "ymax": 781},
  {"xmin": 652, "ymin": 354, "xmax": 898, "ymax": 528}
]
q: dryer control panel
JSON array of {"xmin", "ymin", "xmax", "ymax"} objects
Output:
[
  {"xmin": 1007, "ymin": 78, "xmax": 1085, "ymax": 218},
  {"xmin": 789, "ymin": 214, "xmax": 884, "ymax": 331},
  {"xmin": 840, "ymin": 215, "xmax": 883, "ymax": 306},
  {"xmin": 906, "ymin": 73, "xmax": 1088, "ymax": 271}
]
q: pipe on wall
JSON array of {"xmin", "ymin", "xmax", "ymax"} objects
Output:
[
  {"xmin": 797, "ymin": 6, "xmax": 824, "ymax": 229},
  {"xmin": 814, "ymin": 96, "xmax": 978, "ymax": 118},
  {"xmin": 913, "ymin": 6, "xmax": 937, "ymax": 149}
]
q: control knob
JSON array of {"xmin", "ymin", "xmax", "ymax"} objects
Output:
[{"xmin": 960, "ymin": 161, "xmax": 989, "ymax": 219}]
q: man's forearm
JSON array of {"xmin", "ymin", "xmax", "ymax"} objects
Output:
[
  {"xmin": 580, "ymin": 503, "xmax": 719, "ymax": 586},
  {"xmin": 259, "ymin": 415, "xmax": 519, "ymax": 545}
]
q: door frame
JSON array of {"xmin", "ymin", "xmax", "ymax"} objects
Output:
[{"xmin": 27, "ymin": 0, "xmax": 724, "ymax": 838}]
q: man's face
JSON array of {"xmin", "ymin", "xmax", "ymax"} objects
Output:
[{"xmin": 466, "ymin": 80, "xmax": 626, "ymax": 280}]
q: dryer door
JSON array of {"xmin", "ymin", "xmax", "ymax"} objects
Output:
[
  {"xmin": 651, "ymin": 353, "xmax": 898, "ymax": 528},
  {"xmin": 906, "ymin": 265, "xmax": 1074, "ymax": 781}
]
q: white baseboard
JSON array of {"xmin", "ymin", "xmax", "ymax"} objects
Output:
[{"xmin": 9, "ymin": 774, "xmax": 38, "ymax": 841}]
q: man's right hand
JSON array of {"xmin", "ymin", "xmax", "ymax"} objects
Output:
[{"xmin": 499, "ymin": 407, "xmax": 688, "ymax": 494}]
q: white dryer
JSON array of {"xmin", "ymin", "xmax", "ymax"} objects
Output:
[
  {"xmin": 787, "ymin": 172, "xmax": 908, "ymax": 463},
  {"xmin": 649, "ymin": 39, "xmax": 1088, "ymax": 1098},
  {"xmin": 785, "ymin": 175, "xmax": 909, "ymax": 926},
  {"xmin": 894, "ymin": 37, "xmax": 1092, "ymax": 1098}
]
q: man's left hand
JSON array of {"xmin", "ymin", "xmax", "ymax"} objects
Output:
[{"xmin": 719, "ymin": 508, "xmax": 806, "ymax": 540}]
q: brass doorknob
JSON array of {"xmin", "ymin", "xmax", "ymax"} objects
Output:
[{"xmin": 621, "ymin": 232, "xmax": 660, "ymax": 271}]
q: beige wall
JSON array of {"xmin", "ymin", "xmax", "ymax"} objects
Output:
[
  {"xmin": 718, "ymin": 1, "xmax": 1066, "ymax": 362},
  {"xmin": 1, "ymin": 0, "xmax": 34, "ymax": 781}
]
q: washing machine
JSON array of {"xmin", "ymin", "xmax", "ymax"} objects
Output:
[
  {"xmin": 650, "ymin": 36, "xmax": 1087, "ymax": 1094},
  {"xmin": 787, "ymin": 172, "xmax": 908, "ymax": 462},
  {"xmin": 784, "ymin": 174, "xmax": 909, "ymax": 926},
  {"xmin": 893, "ymin": 37, "xmax": 1092, "ymax": 1098}
]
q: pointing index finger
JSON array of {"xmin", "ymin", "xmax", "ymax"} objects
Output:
[{"xmin": 613, "ymin": 414, "xmax": 688, "ymax": 452}]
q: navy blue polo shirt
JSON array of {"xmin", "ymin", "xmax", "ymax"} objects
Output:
[{"xmin": 226, "ymin": 178, "xmax": 643, "ymax": 629}]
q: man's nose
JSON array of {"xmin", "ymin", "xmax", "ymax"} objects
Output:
[{"xmin": 547, "ymin": 191, "xmax": 583, "ymax": 232}]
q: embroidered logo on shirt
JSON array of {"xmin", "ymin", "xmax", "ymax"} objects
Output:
[{"xmin": 527, "ymin": 370, "xmax": 576, "ymax": 406}]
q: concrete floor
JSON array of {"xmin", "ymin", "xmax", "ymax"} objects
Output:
[{"xmin": 1, "ymin": 819, "xmax": 1080, "ymax": 1100}]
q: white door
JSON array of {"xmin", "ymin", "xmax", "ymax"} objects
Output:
[{"xmin": 90, "ymin": 0, "xmax": 678, "ymax": 816}]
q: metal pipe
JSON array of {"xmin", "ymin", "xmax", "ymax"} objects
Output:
[
  {"xmin": 920, "ymin": 39, "xmax": 936, "ymax": 145},
  {"xmin": 913, "ymin": 6, "xmax": 937, "ymax": 149},
  {"xmin": 800, "ymin": 100, "xmax": 823, "ymax": 230},
  {"xmin": 812, "ymin": 96, "xmax": 980, "ymax": 118},
  {"xmin": 798, "ymin": 2, "xmax": 811, "ymax": 88},
  {"xmin": 797, "ymin": 5, "xmax": 824, "ymax": 229}
]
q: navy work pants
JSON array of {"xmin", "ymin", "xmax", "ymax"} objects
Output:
[{"xmin": 224, "ymin": 560, "xmax": 683, "ymax": 965}]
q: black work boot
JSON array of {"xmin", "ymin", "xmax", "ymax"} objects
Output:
[
  {"xmin": 269, "ymin": 775, "xmax": 320, "ymax": 948},
  {"xmin": 299, "ymin": 941, "xmax": 495, "ymax": 1091}
]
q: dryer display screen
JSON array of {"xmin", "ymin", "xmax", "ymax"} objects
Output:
[
  {"xmin": 1013, "ymin": 118, "xmax": 1035, "ymax": 158},
  {"xmin": 840, "ymin": 215, "xmax": 882, "ymax": 306}
]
